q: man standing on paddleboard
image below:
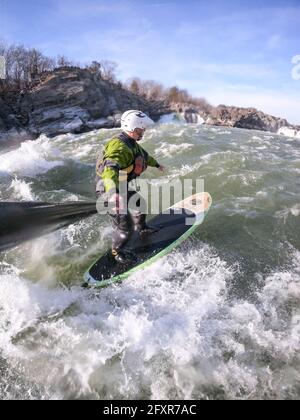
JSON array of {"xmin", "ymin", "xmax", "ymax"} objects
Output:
[{"xmin": 96, "ymin": 110, "xmax": 165, "ymax": 264}]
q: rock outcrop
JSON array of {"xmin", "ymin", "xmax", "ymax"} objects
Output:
[
  {"xmin": 0, "ymin": 67, "xmax": 299, "ymax": 141},
  {"xmin": 200, "ymin": 105, "xmax": 294, "ymax": 133},
  {"xmin": 0, "ymin": 67, "xmax": 169, "ymax": 139},
  {"xmin": 168, "ymin": 103, "xmax": 300, "ymax": 136}
]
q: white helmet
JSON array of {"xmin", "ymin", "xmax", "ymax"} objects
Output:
[{"xmin": 121, "ymin": 110, "xmax": 154, "ymax": 132}]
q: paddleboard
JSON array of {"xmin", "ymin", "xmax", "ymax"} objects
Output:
[{"xmin": 83, "ymin": 192, "xmax": 212, "ymax": 288}]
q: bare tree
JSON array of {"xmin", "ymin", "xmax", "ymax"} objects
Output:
[
  {"xmin": 87, "ymin": 61, "xmax": 102, "ymax": 76},
  {"xmin": 0, "ymin": 40, "xmax": 6, "ymax": 58},
  {"xmin": 166, "ymin": 86, "xmax": 181, "ymax": 103},
  {"xmin": 0, "ymin": 41, "xmax": 212, "ymax": 114},
  {"xmin": 56, "ymin": 55, "xmax": 74, "ymax": 67},
  {"xmin": 125, "ymin": 78, "xmax": 166, "ymax": 101},
  {"xmin": 126, "ymin": 77, "xmax": 142, "ymax": 95},
  {"xmin": 144, "ymin": 80, "xmax": 165, "ymax": 101},
  {"xmin": 5, "ymin": 44, "xmax": 26, "ymax": 88},
  {"xmin": 100, "ymin": 60, "xmax": 118, "ymax": 83},
  {"xmin": 27, "ymin": 48, "xmax": 55, "ymax": 81},
  {"xmin": 0, "ymin": 43, "xmax": 56, "ymax": 89}
]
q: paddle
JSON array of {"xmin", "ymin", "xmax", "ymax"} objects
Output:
[{"xmin": 0, "ymin": 201, "xmax": 97, "ymax": 252}]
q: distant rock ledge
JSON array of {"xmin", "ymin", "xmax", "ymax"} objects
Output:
[
  {"xmin": 171, "ymin": 103, "xmax": 300, "ymax": 138},
  {"xmin": 202, "ymin": 105, "xmax": 300, "ymax": 137},
  {"xmin": 0, "ymin": 67, "xmax": 299, "ymax": 141}
]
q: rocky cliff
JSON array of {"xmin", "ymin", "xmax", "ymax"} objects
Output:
[
  {"xmin": 167, "ymin": 102, "xmax": 300, "ymax": 136},
  {"xmin": 0, "ymin": 67, "xmax": 299, "ymax": 141},
  {"xmin": 201, "ymin": 105, "xmax": 296, "ymax": 133},
  {"xmin": 0, "ymin": 67, "xmax": 169, "ymax": 140}
]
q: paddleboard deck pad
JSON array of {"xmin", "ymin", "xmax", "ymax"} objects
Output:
[{"xmin": 84, "ymin": 192, "xmax": 212, "ymax": 288}]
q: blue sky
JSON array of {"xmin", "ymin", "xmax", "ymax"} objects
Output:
[{"xmin": 1, "ymin": 0, "xmax": 300, "ymax": 124}]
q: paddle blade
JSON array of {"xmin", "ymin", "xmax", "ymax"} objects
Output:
[{"xmin": 0, "ymin": 201, "xmax": 97, "ymax": 252}]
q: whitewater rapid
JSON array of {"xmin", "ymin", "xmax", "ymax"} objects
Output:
[{"xmin": 0, "ymin": 123, "xmax": 299, "ymax": 399}]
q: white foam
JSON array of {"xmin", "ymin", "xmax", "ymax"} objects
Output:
[
  {"xmin": 217, "ymin": 130, "xmax": 232, "ymax": 135},
  {"xmin": 158, "ymin": 114, "xmax": 179, "ymax": 124},
  {"xmin": 256, "ymin": 190, "xmax": 268, "ymax": 198},
  {"xmin": 0, "ymin": 138, "xmax": 64, "ymax": 177},
  {"xmin": 278, "ymin": 127, "xmax": 300, "ymax": 139},
  {"xmin": 155, "ymin": 142, "xmax": 193, "ymax": 158},
  {"xmin": 290, "ymin": 204, "xmax": 300, "ymax": 217},
  {"xmin": 0, "ymin": 245, "xmax": 234, "ymax": 399},
  {"xmin": 0, "ymin": 121, "xmax": 300, "ymax": 400},
  {"xmin": 68, "ymin": 144, "xmax": 94, "ymax": 159},
  {"xmin": 1, "ymin": 231, "xmax": 300, "ymax": 399},
  {"xmin": 275, "ymin": 204, "xmax": 300, "ymax": 221},
  {"xmin": 9, "ymin": 177, "xmax": 37, "ymax": 201},
  {"xmin": 0, "ymin": 243, "xmax": 300, "ymax": 399},
  {"xmin": 173, "ymin": 129, "xmax": 187, "ymax": 137}
]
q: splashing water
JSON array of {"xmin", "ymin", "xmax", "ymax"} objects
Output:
[
  {"xmin": 0, "ymin": 124, "xmax": 299, "ymax": 400},
  {"xmin": 8, "ymin": 178, "xmax": 36, "ymax": 201}
]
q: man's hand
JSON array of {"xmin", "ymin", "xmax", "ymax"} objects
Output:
[
  {"xmin": 109, "ymin": 193, "xmax": 125, "ymax": 214},
  {"xmin": 158, "ymin": 165, "xmax": 167, "ymax": 173}
]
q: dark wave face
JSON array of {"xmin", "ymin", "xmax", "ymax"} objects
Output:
[{"xmin": 0, "ymin": 124, "xmax": 299, "ymax": 400}]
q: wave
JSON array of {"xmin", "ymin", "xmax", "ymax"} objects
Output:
[
  {"xmin": 155, "ymin": 142, "xmax": 194, "ymax": 158},
  {"xmin": 0, "ymin": 123, "xmax": 300, "ymax": 399},
  {"xmin": 0, "ymin": 137, "xmax": 64, "ymax": 177},
  {"xmin": 0, "ymin": 244, "xmax": 299, "ymax": 399}
]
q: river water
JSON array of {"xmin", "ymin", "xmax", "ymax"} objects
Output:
[{"xmin": 0, "ymin": 123, "xmax": 299, "ymax": 400}]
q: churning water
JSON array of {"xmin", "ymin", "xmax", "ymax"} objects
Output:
[{"xmin": 0, "ymin": 123, "xmax": 299, "ymax": 400}]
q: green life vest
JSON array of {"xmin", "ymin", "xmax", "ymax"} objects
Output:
[{"xmin": 96, "ymin": 133, "xmax": 149, "ymax": 194}]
